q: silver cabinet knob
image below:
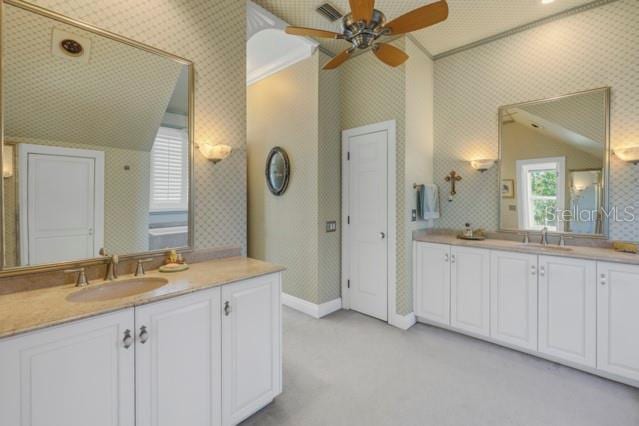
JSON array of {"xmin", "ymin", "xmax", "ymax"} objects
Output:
[
  {"xmin": 451, "ymin": 254, "xmax": 456, "ymax": 264},
  {"xmin": 123, "ymin": 329, "xmax": 133, "ymax": 349},
  {"xmin": 379, "ymin": 232, "xmax": 386, "ymax": 239},
  {"xmin": 600, "ymin": 274, "xmax": 606, "ymax": 285},
  {"xmin": 531, "ymin": 265, "xmax": 537, "ymax": 276},
  {"xmin": 224, "ymin": 301, "xmax": 232, "ymax": 316},
  {"xmin": 444, "ymin": 253, "xmax": 449, "ymax": 262},
  {"xmin": 139, "ymin": 326, "xmax": 149, "ymax": 344},
  {"xmin": 540, "ymin": 266, "xmax": 545, "ymax": 277}
]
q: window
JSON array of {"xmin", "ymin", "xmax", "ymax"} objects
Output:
[
  {"xmin": 150, "ymin": 127, "xmax": 188, "ymax": 212},
  {"xmin": 516, "ymin": 157, "xmax": 565, "ymax": 231}
]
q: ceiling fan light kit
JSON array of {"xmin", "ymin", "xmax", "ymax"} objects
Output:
[{"xmin": 285, "ymin": 0, "xmax": 449, "ymax": 69}]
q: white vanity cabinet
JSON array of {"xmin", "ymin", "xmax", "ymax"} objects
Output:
[
  {"xmin": 0, "ymin": 272, "xmax": 283, "ymax": 426},
  {"xmin": 135, "ymin": 287, "xmax": 222, "ymax": 426},
  {"xmin": 413, "ymin": 242, "xmax": 451, "ymax": 325},
  {"xmin": 221, "ymin": 274, "xmax": 282, "ymax": 426},
  {"xmin": 0, "ymin": 309, "xmax": 135, "ymax": 426},
  {"xmin": 597, "ymin": 262, "xmax": 639, "ymax": 381},
  {"xmin": 490, "ymin": 251, "xmax": 538, "ymax": 351},
  {"xmin": 450, "ymin": 246, "xmax": 490, "ymax": 337},
  {"xmin": 538, "ymin": 256, "xmax": 596, "ymax": 367}
]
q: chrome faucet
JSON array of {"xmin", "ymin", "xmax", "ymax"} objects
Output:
[
  {"xmin": 101, "ymin": 249, "xmax": 119, "ymax": 281},
  {"xmin": 540, "ymin": 227, "xmax": 549, "ymax": 246}
]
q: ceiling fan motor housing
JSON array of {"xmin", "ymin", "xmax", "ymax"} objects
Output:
[{"xmin": 341, "ymin": 9, "xmax": 387, "ymax": 49}]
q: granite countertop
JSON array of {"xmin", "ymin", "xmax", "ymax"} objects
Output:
[
  {"xmin": 413, "ymin": 233, "xmax": 639, "ymax": 265},
  {"xmin": 0, "ymin": 257, "xmax": 285, "ymax": 339}
]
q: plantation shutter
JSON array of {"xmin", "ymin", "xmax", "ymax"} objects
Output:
[{"xmin": 150, "ymin": 127, "xmax": 188, "ymax": 211}]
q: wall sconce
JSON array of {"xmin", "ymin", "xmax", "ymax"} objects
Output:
[
  {"xmin": 3, "ymin": 145, "xmax": 14, "ymax": 178},
  {"xmin": 198, "ymin": 143, "xmax": 232, "ymax": 164},
  {"xmin": 470, "ymin": 159, "xmax": 496, "ymax": 172},
  {"xmin": 614, "ymin": 146, "xmax": 639, "ymax": 165}
]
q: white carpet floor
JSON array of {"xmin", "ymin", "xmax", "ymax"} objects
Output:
[{"xmin": 242, "ymin": 307, "xmax": 639, "ymax": 426}]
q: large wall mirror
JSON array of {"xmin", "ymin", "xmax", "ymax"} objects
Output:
[
  {"xmin": 499, "ymin": 88, "xmax": 610, "ymax": 237},
  {"xmin": 1, "ymin": 1, "xmax": 193, "ymax": 269}
]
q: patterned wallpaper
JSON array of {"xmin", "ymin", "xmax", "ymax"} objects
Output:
[
  {"xmin": 18, "ymin": 0, "xmax": 248, "ymax": 253},
  {"xmin": 3, "ymin": 5, "xmax": 182, "ymax": 153},
  {"xmin": 247, "ymin": 52, "xmax": 342, "ymax": 306},
  {"xmin": 433, "ymin": 0, "xmax": 639, "ymax": 242},
  {"xmin": 340, "ymin": 38, "xmax": 410, "ymax": 316}
]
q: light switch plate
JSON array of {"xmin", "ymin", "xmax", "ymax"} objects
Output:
[
  {"xmin": 326, "ymin": 221, "xmax": 337, "ymax": 232},
  {"xmin": 411, "ymin": 209, "xmax": 417, "ymax": 222}
]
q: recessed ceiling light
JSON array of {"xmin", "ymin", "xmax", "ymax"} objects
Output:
[{"xmin": 542, "ymin": 0, "xmax": 555, "ymax": 4}]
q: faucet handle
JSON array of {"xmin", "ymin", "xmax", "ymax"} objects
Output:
[
  {"xmin": 521, "ymin": 232, "xmax": 530, "ymax": 244},
  {"xmin": 135, "ymin": 258, "xmax": 154, "ymax": 277},
  {"xmin": 65, "ymin": 267, "xmax": 89, "ymax": 287},
  {"xmin": 558, "ymin": 234, "xmax": 572, "ymax": 247}
]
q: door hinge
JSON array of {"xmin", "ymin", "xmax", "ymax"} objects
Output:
[
  {"xmin": 347, "ymin": 151, "xmax": 350, "ymax": 160},
  {"xmin": 347, "ymin": 279, "xmax": 350, "ymax": 289}
]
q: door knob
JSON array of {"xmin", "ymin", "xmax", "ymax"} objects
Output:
[{"xmin": 379, "ymin": 232, "xmax": 385, "ymax": 239}]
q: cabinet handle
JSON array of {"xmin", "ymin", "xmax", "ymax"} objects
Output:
[
  {"xmin": 139, "ymin": 326, "xmax": 149, "ymax": 344},
  {"xmin": 224, "ymin": 301, "xmax": 232, "ymax": 316},
  {"xmin": 451, "ymin": 254, "xmax": 456, "ymax": 264},
  {"xmin": 539, "ymin": 266, "xmax": 545, "ymax": 277},
  {"xmin": 531, "ymin": 265, "xmax": 536, "ymax": 276},
  {"xmin": 123, "ymin": 329, "xmax": 133, "ymax": 349},
  {"xmin": 444, "ymin": 254, "xmax": 449, "ymax": 263},
  {"xmin": 600, "ymin": 274, "xmax": 606, "ymax": 285}
]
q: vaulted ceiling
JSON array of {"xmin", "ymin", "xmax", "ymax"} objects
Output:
[{"xmin": 255, "ymin": 0, "xmax": 600, "ymax": 56}]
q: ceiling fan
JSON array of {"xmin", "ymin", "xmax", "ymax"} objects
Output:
[{"xmin": 285, "ymin": 0, "xmax": 449, "ymax": 69}]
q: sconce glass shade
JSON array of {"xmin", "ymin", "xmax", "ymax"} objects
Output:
[
  {"xmin": 3, "ymin": 145, "xmax": 14, "ymax": 178},
  {"xmin": 470, "ymin": 159, "xmax": 496, "ymax": 172},
  {"xmin": 198, "ymin": 143, "xmax": 232, "ymax": 163},
  {"xmin": 614, "ymin": 146, "xmax": 639, "ymax": 164}
]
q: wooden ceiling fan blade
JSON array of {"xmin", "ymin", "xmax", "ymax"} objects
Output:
[
  {"xmin": 323, "ymin": 49, "xmax": 353, "ymax": 70},
  {"xmin": 285, "ymin": 26, "xmax": 341, "ymax": 39},
  {"xmin": 385, "ymin": 0, "xmax": 449, "ymax": 35},
  {"xmin": 350, "ymin": 0, "xmax": 375, "ymax": 22},
  {"xmin": 373, "ymin": 43, "xmax": 409, "ymax": 67}
]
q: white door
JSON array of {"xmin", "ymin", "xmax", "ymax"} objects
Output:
[
  {"xmin": 345, "ymin": 125, "xmax": 390, "ymax": 321},
  {"xmin": 490, "ymin": 251, "xmax": 538, "ymax": 351},
  {"xmin": 451, "ymin": 246, "xmax": 490, "ymax": 337},
  {"xmin": 19, "ymin": 144, "xmax": 104, "ymax": 265},
  {"xmin": 0, "ymin": 309, "xmax": 134, "ymax": 426},
  {"xmin": 538, "ymin": 256, "xmax": 596, "ymax": 367},
  {"xmin": 222, "ymin": 274, "xmax": 281, "ymax": 426},
  {"xmin": 413, "ymin": 242, "xmax": 450, "ymax": 325},
  {"xmin": 597, "ymin": 262, "xmax": 639, "ymax": 381},
  {"xmin": 135, "ymin": 288, "xmax": 222, "ymax": 426}
]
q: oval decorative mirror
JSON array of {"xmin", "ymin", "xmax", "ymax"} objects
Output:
[{"xmin": 265, "ymin": 147, "xmax": 290, "ymax": 196}]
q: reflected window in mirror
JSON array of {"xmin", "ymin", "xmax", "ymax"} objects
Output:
[
  {"xmin": 1, "ymin": 2, "xmax": 193, "ymax": 268},
  {"xmin": 499, "ymin": 88, "xmax": 609, "ymax": 237}
]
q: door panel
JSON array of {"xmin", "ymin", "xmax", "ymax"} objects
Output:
[
  {"xmin": 451, "ymin": 246, "xmax": 490, "ymax": 336},
  {"xmin": 538, "ymin": 256, "xmax": 596, "ymax": 367},
  {"xmin": 222, "ymin": 274, "xmax": 281, "ymax": 426},
  {"xmin": 0, "ymin": 309, "xmax": 134, "ymax": 426},
  {"xmin": 414, "ymin": 242, "xmax": 450, "ymax": 325},
  {"xmin": 347, "ymin": 128, "xmax": 388, "ymax": 321},
  {"xmin": 597, "ymin": 262, "xmax": 639, "ymax": 381},
  {"xmin": 490, "ymin": 251, "xmax": 538, "ymax": 350},
  {"xmin": 135, "ymin": 288, "xmax": 221, "ymax": 426}
]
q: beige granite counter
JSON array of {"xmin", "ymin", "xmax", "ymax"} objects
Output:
[
  {"xmin": 0, "ymin": 257, "xmax": 285, "ymax": 339},
  {"xmin": 413, "ymin": 232, "xmax": 639, "ymax": 266}
]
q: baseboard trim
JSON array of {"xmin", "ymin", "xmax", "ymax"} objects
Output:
[
  {"xmin": 282, "ymin": 293, "xmax": 342, "ymax": 319},
  {"xmin": 392, "ymin": 312, "xmax": 416, "ymax": 330}
]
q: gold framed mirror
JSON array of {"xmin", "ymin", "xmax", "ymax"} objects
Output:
[{"xmin": 0, "ymin": 0, "xmax": 194, "ymax": 273}]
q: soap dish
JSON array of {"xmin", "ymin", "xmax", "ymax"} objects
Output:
[
  {"xmin": 457, "ymin": 234, "xmax": 486, "ymax": 241},
  {"xmin": 159, "ymin": 263, "xmax": 189, "ymax": 273}
]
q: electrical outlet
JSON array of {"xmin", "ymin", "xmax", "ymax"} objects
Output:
[{"xmin": 326, "ymin": 221, "xmax": 337, "ymax": 232}]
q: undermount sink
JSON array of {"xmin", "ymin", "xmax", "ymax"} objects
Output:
[
  {"xmin": 517, "ymin": 243, "xmax": 573, "ymax": 252},
  {"xmin": 67, "ymin": 277, "xmax": 169, "ymax": 303}
]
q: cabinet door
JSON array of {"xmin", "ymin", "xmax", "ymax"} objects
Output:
[
  {"xmin": 450, "ymin": 246, "xmax": 490, "ymax": 336},
  {"xmin": 597, "ymin": 262, "xmax": 639, "ymax": 381},
  {"xmin": 538, "ymin": 256, "xmax": 596, "ymax": 367},
  {"xmin": 222, "ymin": 273, "xmax": 282, "ymax": 426},
  {"xmin": 490, "ymin": 251, "xmax": 538, "ymax": 351},
  {"xmin": 413, "ymin": 242, "xmax": 451, "ymax": 325},
  {"xmin": 0, "ymin": 309, "xmax": 135, "ymax": 426},
  {"xmin": 135, "ymin": 287, "xmax": 222, "ymax": 426}
]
